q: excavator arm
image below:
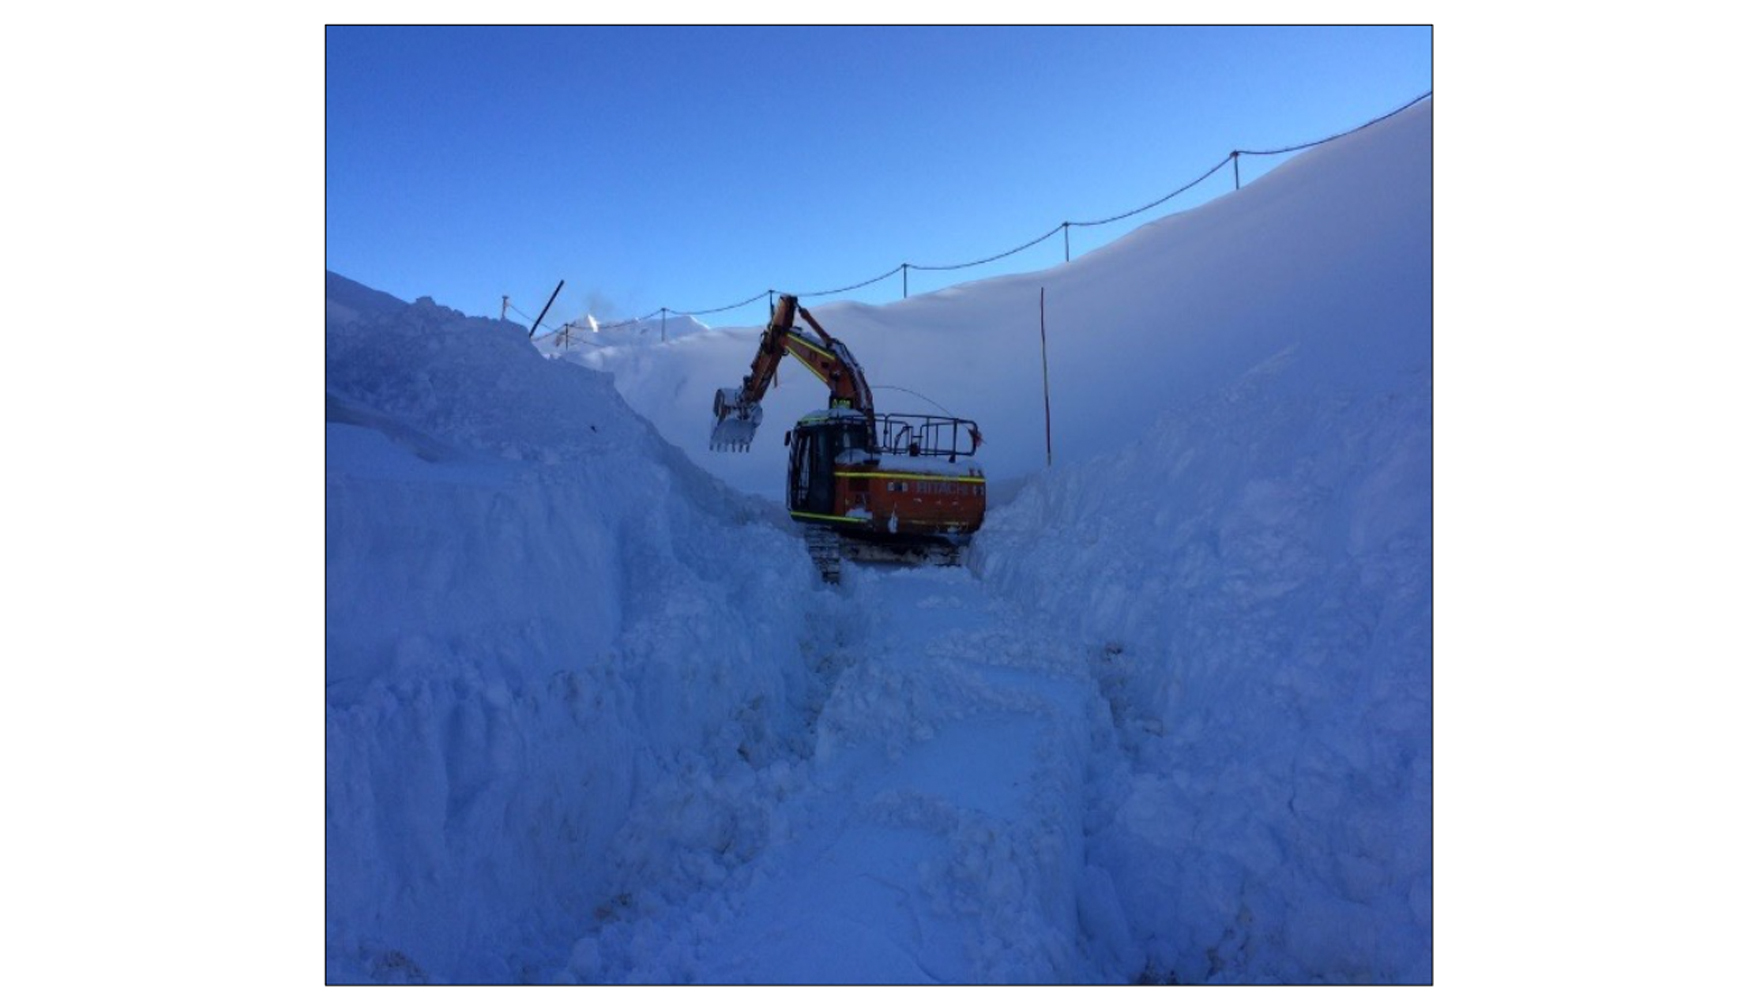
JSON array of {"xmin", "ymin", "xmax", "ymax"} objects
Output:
[{"xmin": 710, "ymin": 294, "xmax": 874, "ymax": 452}]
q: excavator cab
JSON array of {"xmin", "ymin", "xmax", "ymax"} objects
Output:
[{"xmin": 787, "ymin": 411, "xmax": 870, "ymax": 516}]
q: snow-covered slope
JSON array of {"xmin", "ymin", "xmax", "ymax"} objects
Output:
[
  {"xmin": 959, "ymin": 103, "xmax": 1432, "ymax": 983},
  {"xmin": 974, "ymin": 354, "xmax": 1431, "ymax": 982},
  {"xmin": 324, "ymin": 278, "xmax": 825, "ymax": 982},
  {"xmin": 326, "ymin": 97, "xmax": 1430, "ymax": 984},
  {"xmin": 968, "ymin": 102, "xmax": 1431, "ymax": 983}
]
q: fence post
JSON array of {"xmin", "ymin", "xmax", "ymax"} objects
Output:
[
  {"xmin": 902, "ymin": 264, "xmax": 909, "ymax": 298},
  {"xmin": 1062, "ymin": 222, "xmax": 1070, "ymax": 263},
  {"xmin": 661, "ymin": 307, "xmax": 668, "ymax": 342},
  {"xmin": 501, "ymin": 295, "xmax": 509, "ymax": 322},
  {"xmin": 1232, "ymin": 151, "xmax": 1241, "ymax": 190}
]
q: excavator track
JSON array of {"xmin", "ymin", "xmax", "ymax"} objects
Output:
[
  {"xmin": 840, "ymin": 536, "xmax": 964, "ymax": 569},
  {"xmin": 804, "ymin": 525, "xmax": 842, "ymax": 584}
]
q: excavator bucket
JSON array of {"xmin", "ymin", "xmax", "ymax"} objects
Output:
[{"xmin": 709, "ymin": 387, "xmax": 763, "ymax": 452}]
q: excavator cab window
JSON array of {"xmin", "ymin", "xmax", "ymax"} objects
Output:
[
  {"xmin": 788, "ymin": 424, "xmax": 835, "ymax": 515},
  {"xmin": 788, "ymin": 418, "xmax": 872, "ymax": 517},
  {"xmin": 790, "ymin": 419, "xmax": 868, "ymax": 516},
  {"xmin": 837, "ymin": 422, "xmax": 869, "ymax": 457}
]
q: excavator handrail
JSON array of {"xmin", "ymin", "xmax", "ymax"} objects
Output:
[{"xmin": 875, "ymin": 413, "xmax": 981, "ymax": 459}]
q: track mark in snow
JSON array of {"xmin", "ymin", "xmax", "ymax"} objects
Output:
[{"xmin": 569, "ymin": 564, "xmax": 1118, "ymax": 984}]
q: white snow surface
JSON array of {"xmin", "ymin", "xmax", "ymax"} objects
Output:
[{"xmin": 326, "ymin": 98, "xmax": 1431, "ymax": 984}]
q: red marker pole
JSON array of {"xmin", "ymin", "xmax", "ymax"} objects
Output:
[{"xmin": 1040, "ymin": 287, "xmax": 1053, "ymax": 467}]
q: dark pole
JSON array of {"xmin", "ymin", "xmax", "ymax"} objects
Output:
[
  {"xmin": 1231, "ymin": 151, "xmax": 1241, "ymax": 190},
  {"xmin": 528, "ymin": 279, "xmax": 564, "ymax": 338},
  {"xmin": 1039, "ymin": 287, "xmax": 1053, "ymax": 467},
  {"xmin": 902, "ymin": 264, "xmax": 909, "ymax": 298},
  {"xmin": 1062, "ymin": 223, "xmax": 1070, "ymax": 263}
]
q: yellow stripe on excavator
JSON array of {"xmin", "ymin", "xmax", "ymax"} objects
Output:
[
  {"xmin": 789, "ymin": 510, "xmax": 871, "ymax": 524},
  {"xmin": 783, "ymin": 332, "xmax": 836, "ymax": 387},
  {"xmin": 834, "ymin": 471, "xmax": 986, "ymax": 484},
  {"xmin": 795, "ymin": 411, "xmax": 860, "ymax": 426}
]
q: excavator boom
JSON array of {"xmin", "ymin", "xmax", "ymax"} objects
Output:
[{"xmin": 710, "ymin": 295, "xmax": 872, "ymax": 451}]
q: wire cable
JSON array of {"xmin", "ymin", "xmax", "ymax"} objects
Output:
[
  {"xmin": 547, "ymin": 90, "xmax": 1430, "ymax": 328},
  {"xmin": 799, "ymin": 265, "xmax": 906, "ymax": 297},
  {"xmin": 910, "ymin": 224, "xmax": 1063, "ymax": 272},
  {"xmin": 670, "ymin": 290, "xmax": 771, "ymax": 317},
  {"xmin": 1068, "ymin": 154, "xmax": 1233, "ymax": 228},
  {"xmin": 871, "ymin": 384, "xmax": 956, "ymax": 418},
  {"xmin": 1236, "ymin": 90, "xmax": 1431, "ymax": 157}
]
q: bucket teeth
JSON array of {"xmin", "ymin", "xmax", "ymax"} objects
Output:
[{"xmin": 709, "ymin": 419, "xmax": 759, "ymax": 451}]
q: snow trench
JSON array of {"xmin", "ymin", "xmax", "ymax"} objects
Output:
[
  {"xmin": 326, "ymin": 95, "xmax": 1431, "ymax": 983},
  {"xmin": 326, "ymin": 297, "xmax": 1429, "ymax": 983}
]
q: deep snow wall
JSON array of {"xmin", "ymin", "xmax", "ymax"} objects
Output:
[
  {"xmin": 324, "ymin": 277, "xmax": 821, "ymax": 982},
  {"xmin": 970, "ymin": 108, "xmax": 1432, "ymax": 982}
]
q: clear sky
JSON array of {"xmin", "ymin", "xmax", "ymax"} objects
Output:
[{"xmin": 326, "ymin": 25, "xmax": 1431, "ymax": 331}]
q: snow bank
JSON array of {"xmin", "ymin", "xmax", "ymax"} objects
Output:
[
  {"xmin": 973, "ymin": 354, "xmax": 1431, "ymax": 982},
  {"xmin": 324, "ymin": 274, "xmax": 824, "ymax": 982},
  {"xmin": 970, "ymin": 106, "xmax": 1432, "ymax": 983}
]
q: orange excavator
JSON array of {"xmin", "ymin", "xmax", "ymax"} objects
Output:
[{"xmin": 711, "ymin": 294, "xmax": 986, "ymax": 580}]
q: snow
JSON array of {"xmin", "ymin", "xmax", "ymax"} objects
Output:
[
  {"xmin": 325, "ymin": 277, "xmax": 825, "ymax": 980},
  {"xmin": 326, "ymin": 98, "xmax": 1431, "ymax": 983}
]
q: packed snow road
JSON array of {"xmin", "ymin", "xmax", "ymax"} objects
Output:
[{"xmin": 567, "ymin": 561, "xmax": 1121, "ymax": 984}]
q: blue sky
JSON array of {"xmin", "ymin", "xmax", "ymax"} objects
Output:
[{"xmin": 326, "ymin": 25, "xmax": 1431, "ymax": 331}]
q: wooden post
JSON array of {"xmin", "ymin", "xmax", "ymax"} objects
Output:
[
  {"xmin": 1232, "ymin": 151, "xmax": 1241, "ymax": 190},
  {"xmin": 902, "ymin": 264, "xmax": 909, "ymax": 298},
  {"xmin": 501, "ymin": 295, "xmax": 509, "ymax": 322},
  {"xmin": 1039, "ymin": 287, "xmax": 1053, "ymax": 467},
  {"xmin": 1062, "ymin": 223, "xmax": 1070, "ymax": 263},
  {"xmin": 661, "ymin": 307, "xmax": 668, "ymax": 342}
]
